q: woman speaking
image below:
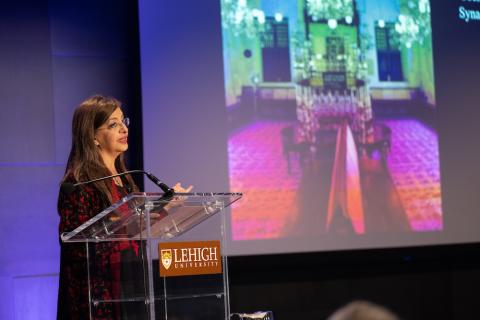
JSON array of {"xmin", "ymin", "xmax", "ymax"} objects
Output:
[{"xmin": 56, "ymin": 95, "xmax": 189, "ymax": 319}]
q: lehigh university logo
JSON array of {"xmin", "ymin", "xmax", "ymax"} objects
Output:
[
  {"xmin": 161, "ymin": 249, "xmax": 172, "ymax": 270},
  {"xmin": 159, "ymin": 240, "xmax": 222, "ymax": 277}
]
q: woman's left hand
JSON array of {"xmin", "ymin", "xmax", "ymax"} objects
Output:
[
  {"xmin": 172, "ymin": 182, "xmax": 193, "ymax": 194},
  {"xmin": 163, "ymin": 183, "xmax": 193, "ymax": 211}
]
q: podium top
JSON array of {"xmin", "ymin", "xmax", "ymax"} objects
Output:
[{"xmin": 61, "ymin": 192, "xmax": 242, "ymax": 243}]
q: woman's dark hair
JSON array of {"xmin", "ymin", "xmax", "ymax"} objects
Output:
[{"xmin": 62, "ymin": 95, "xmax": 138, "ymax": 203}]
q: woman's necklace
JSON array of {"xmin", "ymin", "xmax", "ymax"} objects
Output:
[{"xmin": 113, "ymin": 176, "xmax": 123, "ymax": 187}]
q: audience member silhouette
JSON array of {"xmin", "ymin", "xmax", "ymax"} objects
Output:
[{"xmin": 327, "ymin": 300, "xmax": 400, "ymax": 320}]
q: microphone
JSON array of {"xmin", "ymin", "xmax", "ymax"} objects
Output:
[{"xmin": 60, "ymin": 170, "xmax": 174, "ymax": 196}]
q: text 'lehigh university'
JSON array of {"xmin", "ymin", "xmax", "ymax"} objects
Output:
[{"xmin": 159, "ymin": 240, "xmax": 222, "ymax": 277}]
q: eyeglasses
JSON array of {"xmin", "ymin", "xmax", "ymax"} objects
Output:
[{"xmin": 99, "ymin": 117, "xmax": 130, "ymax": 130}]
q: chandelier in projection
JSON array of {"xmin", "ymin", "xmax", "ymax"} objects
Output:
[
  {"xmin": 394, "ymin": 0, "xmax": 431, "ymax": 48},
  {"xmin": 306, "ymin": 0, "xmax": 354, "ymax": 26},
  {"xmin": 221, "ymin": 0, "xmax": 266, "ymax": 38}
]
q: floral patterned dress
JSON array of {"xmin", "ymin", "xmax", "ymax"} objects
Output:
[{"xmin": 57, "ymin": 176, "xmax": 138, "ymax": 320}]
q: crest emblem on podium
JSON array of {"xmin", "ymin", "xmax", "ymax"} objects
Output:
[{"xmin": 161, "ymin": 249, "xmax": 172, "ymax": 270}]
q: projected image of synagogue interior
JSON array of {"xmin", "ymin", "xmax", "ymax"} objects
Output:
[{"xmin": 221, "ymin": 0, "xmax": 441, "ymax": 241}]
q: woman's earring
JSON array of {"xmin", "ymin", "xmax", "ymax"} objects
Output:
[{"xmin": 95, "ymin": 140, "xmax": 100, "ymax": 147}]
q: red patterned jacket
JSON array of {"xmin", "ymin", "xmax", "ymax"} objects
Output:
[{"xmin": 57, "ymin": 176, "xmax": 131, "ymax": 320}]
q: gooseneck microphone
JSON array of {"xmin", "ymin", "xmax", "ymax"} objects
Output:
[{"xmin": 60, "ymin": 170, "xmax": 174, "ymax": 196}]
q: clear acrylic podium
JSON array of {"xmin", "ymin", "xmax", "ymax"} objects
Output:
[{"xmin": 61, "ymin": 192, "xmax": 242, "ymax": 320}]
